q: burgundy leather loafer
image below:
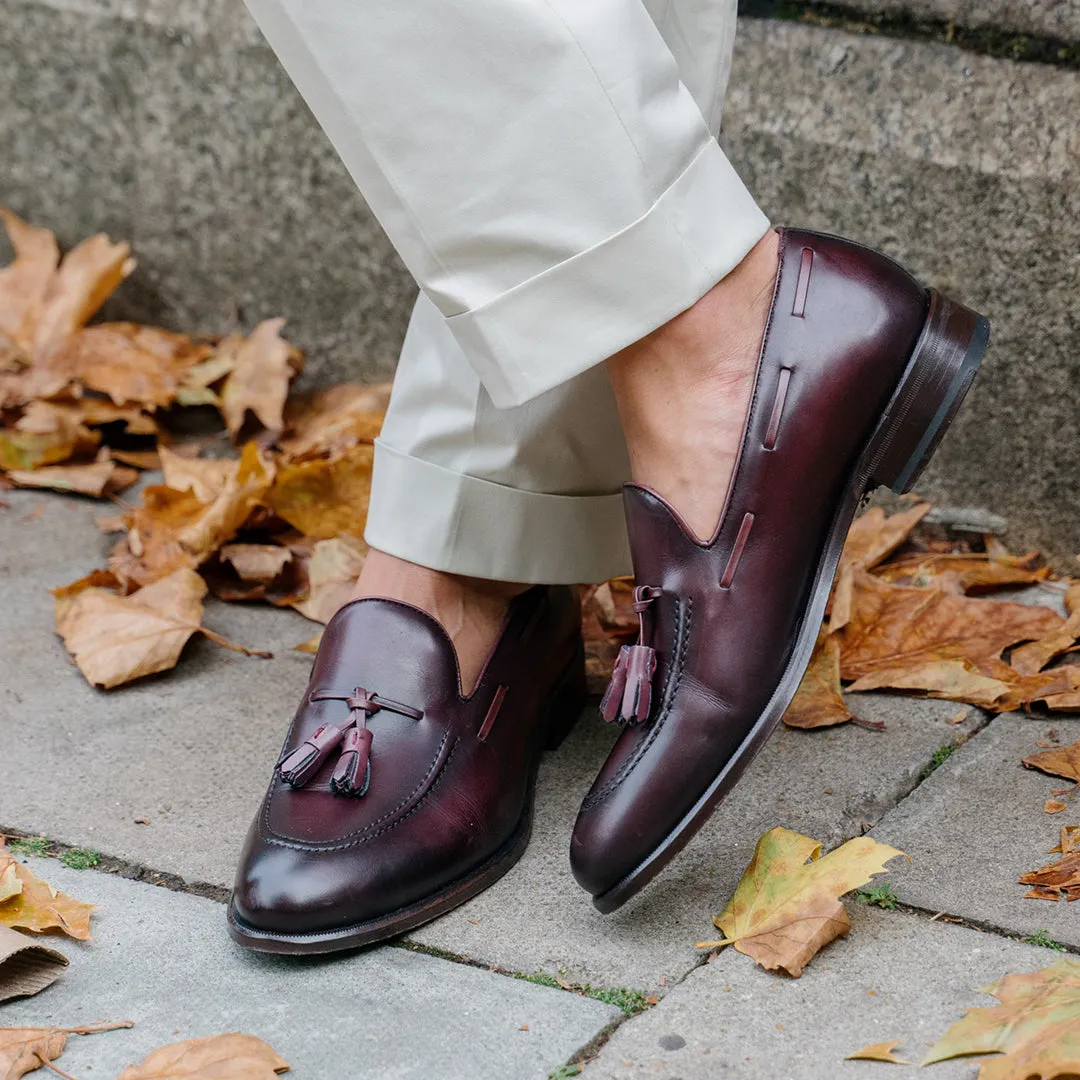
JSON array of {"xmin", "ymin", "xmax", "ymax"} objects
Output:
[
  {"xmin": 229, "ymin": 585, "xmax": 584, "ymax": 952},
  {"xmin": 572, "ymin": 228, "xmax": 988, "ymax": 913}
]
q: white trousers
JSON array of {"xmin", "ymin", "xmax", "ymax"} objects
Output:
[{"xmin": 243, "ymin": 0, "xmax": 769, "ymax": 582}]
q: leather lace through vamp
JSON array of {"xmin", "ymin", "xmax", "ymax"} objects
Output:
[
  {"xmin": 600, "ymin": 585, "xmax": 661, "ymax": 724},
  {"xmin": 278, "ymin": 687, "xmax": 424, "ymax": 797}
]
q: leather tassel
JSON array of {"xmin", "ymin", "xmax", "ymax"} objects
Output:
[
  {"xmin": 620, "ymin": 644, "xmax": 657, "ymax": 723},
  {"xmin": 279, "ymin": 723, "xmax": 347, "ymax": 788},
  {"xmin": 600, "ymin": 646, "xmax": 632, "ymax": 723},
  {"xmin": 330, "ymin": 726, "xmax": 374, "ymax": 797}
]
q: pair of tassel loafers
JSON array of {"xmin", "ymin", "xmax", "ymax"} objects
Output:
[{"xmin": 228, "ymin": 228, "xmax": 989, "ymax": 953}]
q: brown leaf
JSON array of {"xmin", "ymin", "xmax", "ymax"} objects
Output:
[
  {"xmin": 267, "ymin": 443, "xmax": 373, "ymax": 539},
  {"xmin": 0, "ymin": 924, "xmax": 68, "ymax": 1004},
  {"xmin": 1050, "ymin": 825, "xmax": 1080, "ymax": 855},
  {"xmin": 695, "ymin": 827, "xmax": 905, "ymax": 977},
  {"xmin": 111, "ymin": 444, "xmax": 273, "ymax": 588},
  {"xmin": 54, "ymin": 568, "xmax": 208, "ymax": 688},
  {"xmin": 0, "ymin": 208, "xmax": 59, "ymax": 360},
  {"xmin": 1024, "ymin": 738, "xmax": 1080, "ymax": 784},
  {"xmin": 839, "ymin": 503, "xmax": 931, "ymax": 573},
  {"xmin": 1045, "ymin": 800, "xmax": 1068, "ymax": 815},
  {"xmin": 158, "ymin": 446, "xmax": 239, "ymax": 503},
  {"xmin": 117, "ymin": 1033, "xmax": 289, "ymax": 1080},
  {"xmin": 0, "ymin": 402, "xmax": 100, "ymax": 470},
  {"xmin": 923, "ymin": 958, "xmax": 1080, "ymax": 1077},
  {"xmin": 50, "ymin": 571, "xmax": 123, "ymax": 605},
  {"xmin": 838, "ymin": 572, "xmax": 1063, "ymax": 682},
  {"xmin": 277, "ymin": 381, "xmax": 390, "ymax": 462},
  {"xmin": 220, "ymin": 544, "xmax": 293, "ymax": 583},
  {"xmin": 51, "ymin": 323, "xmax": 211, "ymax": 407},
  {"xmin": 33, "ymin": 235, "xmax": 135, "ymax": 361},
  {"xmin": 109, "ymin": 448, "xmax": 161, "ymax": 471},
  {"xmin": 0, "ymin": 850, "xmax": 95, "ymax": 940},
  {"xmin": 219, "ymin": 319, "xmax": 302, "ymax": 437},
  {"xmin": 1011, "ymin": 610, "xmax": 1080, "ymax": 676},
  {"xmin": 8, "ymin": 459, "xmax": 117, "ymax": 497},
  {"xmin": 873, "ymin": 550, "xmax": 1047, "ymax": 594},
  {"xmin": 290, "ymin": 537, "xmax": 367, "ymax": 624},
  {"xmin": 845, "ymin": 1039, "xmax": 910, "ymax": 1064},
  {"xmin": 0, "ymin": 1021, "xmax": 133, "ymax": 1080},
  {"xmin": 783, "ymin": 635, "xmax": 856, "ymax": 729}
]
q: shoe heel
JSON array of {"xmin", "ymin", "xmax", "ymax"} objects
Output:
[
  {"xmin": 859, "ymin": 290, "xmax": 989, "ymax": 495},
  {"xmin": 544, "ymin": 641, "xmax": 587, "ymax": 752}
]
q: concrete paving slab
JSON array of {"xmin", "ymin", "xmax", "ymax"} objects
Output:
[
  {"xmin": 0, "ymin": 857, "xmax": 621, "ymax": 1080},
  {"xmin": 874, "ymin": 713, "xmax": 1080, "ymax": 948},
  {"xmin": 1, "ymin": 489, "xmax": 990, "ymax": 992},
  {"xmin": 585, "ymin": 906, "xmax": 1058, "ymax": 1079},
  {"xmin": 410, "ymin": 690, "xmax": 985, "ymax": 990}
]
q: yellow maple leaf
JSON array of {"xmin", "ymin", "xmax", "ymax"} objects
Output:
[{"xmin": 696, "ymin": 826, "xmax": 905, "ymax": 977}]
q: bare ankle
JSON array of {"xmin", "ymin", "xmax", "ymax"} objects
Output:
[
  {"xmin": 606, "ymin": 230, "xmax": 780, "ymax": 540},
  {"xmin": 353, "ymin": 549, "xmax": 530, "ymax": 694}
]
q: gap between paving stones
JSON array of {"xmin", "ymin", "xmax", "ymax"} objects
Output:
[{"xmin": 739, "ymin": 2, "xmax": 1080, "ymax": 68}]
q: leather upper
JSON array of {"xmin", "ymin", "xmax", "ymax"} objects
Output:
[
  {"xmin": 571, "ymin": 228, "xmax": 929, "ymax": 897},
  {"xmin": 232, "ymin": 584, "xmax": 581, "ymax": 935}
]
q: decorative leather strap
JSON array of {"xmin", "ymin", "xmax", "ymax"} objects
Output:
[{"xmin": 278, "ymin": 686, "xmax": 423, "ymax": 796}]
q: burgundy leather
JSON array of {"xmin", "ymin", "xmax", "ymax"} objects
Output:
[
  {"xmin": 571, "ymin": 229, "xmax": 940, "ymax": 904},
  {"xmin": 230, "ymin": 584, "xmax": 583, "ymax": 950}
]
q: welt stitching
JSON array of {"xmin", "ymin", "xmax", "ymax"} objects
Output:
[
  {"xmin": 264, "ymin": 727, "xmax": 452, "ymax": 844},
  {"xmin": 265, "ymin": 738, "xmax": 462, "ymax": 854},
  {"xmin": 584, "ymin": 597, "xmax": 692, "ymax": 809}
]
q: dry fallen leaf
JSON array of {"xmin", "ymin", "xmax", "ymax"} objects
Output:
[
  {"xmin": 922, "ymin": 958, "xmax": 1080, "ymax": 1078},
  {"xmin": 290, "ymin": 536, "xmax": 367, "ymax": 624},
  {"xmin": 51, "ymin": 323, "xmax": 211, "ymax": 407},
  {"xmin": 0, "ymin": 208, "xmax": 59, "ymax": 361},
  {"xmin": 53, "ymin": 567, "xmax": 266, "ymax": 689},
  {"xmin": 1012, "ymin": 609, "xmax": 1080, "ymax": 676},
  {"xmin": 1021, "ymin": 847, "xmax": 1080, "ymax": 901},
  {"xmin": 277, "ymin": 381, "xmax": 390, "ymax": 462},
  {"xmin": 117, "ymin": 1033, "xmax": 289, "ymax": 1080},
  {"xmin": 845, "ymin": 1039, "xmax": 910, "ymax": 1064},
  {"xmin": 1023, "ymin": 738, "xmax": 1080, "ymax": 785},
  {"xmin": 783, "ymin": 634, "xmax": 856, "ymax": 730},
  {"xmin": 1045, "ymin": 800, "xmax": 1068, "ymax": 815},
  {"xmin": 111, "ymin": 444, "xmax": 274, "ymax": 588},
  {"xmin": 838, "ymin": 572, "xmax": 1064, "ymax": 683},
  {"xmin": 293, "ymin": 633, "xmax": 322, "ymax": 655},
  {"xmin": 1051, "ymin": 825, "xmax": 1080, "ymax": 855},
  {"xmin": 840, "ymin": 503, "xmax": 931, "ymax": 573},
  {"xmin": 695, "ymin": 826, "xmax": 905, "ymax": 977},
  {"xmin": 873, "ymin": 550, "xmax": 1047, "ymax": 594},
  {"xmin": 219, "ymin": 318, "xmax": 303, "ymax": 437},
  {"xmin": 32, "ymin": 234, "xmax": 135, "ymax": 362},
  {"xmin": 0, "ymin": 850, "xmax": 95, "ymax": 940},
  {"xmin": 268, "ymin": 443, "xmax": 373, "ymax": 539},
  {"xmin": 0, "ymin": 1021, "xmax": 132, "ymax": 1080},
  {"xmin": 7, "ymin": 459, "xmax": 118, "ymax": 498},
  {"xmin": 220, "ymin": 544, "xmax": 293, "ymax": 584}
]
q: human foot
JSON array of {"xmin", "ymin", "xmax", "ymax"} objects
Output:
[
  {"xmin": 605, "ymin": 229, "xmax": 780, "ymax": 541},
  {"xmin": 574, "ymin": 229, "xmax": 988, "ymax": 912},
  {"xmin": 230, "ymin": 585, "xmax": 585, "ymax": 953},
  {"xmin": 353, "ymin": 549, "xmax": 530, "ymax": 695}
]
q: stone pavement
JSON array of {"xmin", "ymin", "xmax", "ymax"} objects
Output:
[{"xmin": 2, "ymin": 487, "xmax": 1078, "ymax": 1078}]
